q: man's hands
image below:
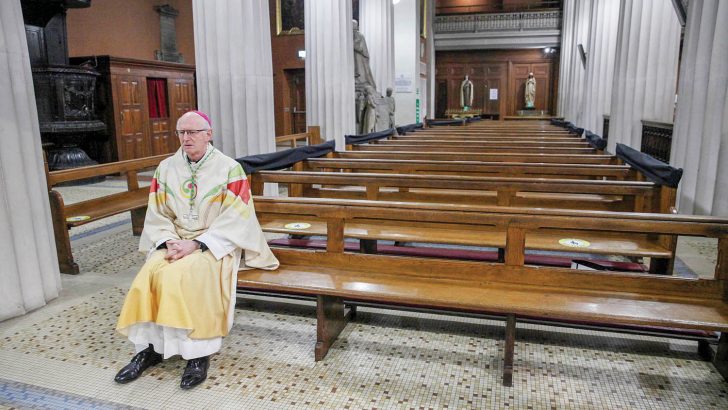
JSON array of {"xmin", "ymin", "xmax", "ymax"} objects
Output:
[{"xmin": 164, "ymin": 239, "xmax": 200, "ymax": 262}]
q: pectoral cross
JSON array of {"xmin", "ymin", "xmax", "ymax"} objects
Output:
[{"xmin": 183, "ymin": 209, "xmax": 199, "ymax": 222}]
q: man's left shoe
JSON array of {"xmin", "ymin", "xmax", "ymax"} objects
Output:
[{"xmin": 180, "ymin": 356, "xmax": 210, "ymax": 390}]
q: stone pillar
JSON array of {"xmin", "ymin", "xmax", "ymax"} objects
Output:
[
  {"xmin": 0, "ymin": 0, "xmax": 61, "ymax": 321},
  {"xmin": 360, "ymin": 0, "xmax": 395, "ymax": 94},
  {"xmin": 305, "ymin": 0, "xmax": 355, "ymax": 150},
  {"xmin": 192, "ymin": 0, "xmax": 277, "ymax": 159},
  {"xmin": 607, "ymin": 0, "xmax": 681, "ymax": 153},
  {"xmin": 557, "ymin": 0, "xmax": 592, "ymax": 123},
  {"xmin": 670, "ymin": 0, "xmax": 728, "ymax": 216},
  {"xmin": 581, "ymin": 0, "xmax": 620, "ymax": 134}
]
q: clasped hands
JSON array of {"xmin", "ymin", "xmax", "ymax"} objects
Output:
[{"xmin": 164, "ymin": 239, "xmax": 200, "ymax": 262}]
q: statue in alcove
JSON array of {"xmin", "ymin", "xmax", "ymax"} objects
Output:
[
  {"xmin": 525, "ymin": 72, "xmax": 536, "ymax": 109},
  {"xmin": 460, "ymin": 75, "xmax": 473, "ymax": 109}
]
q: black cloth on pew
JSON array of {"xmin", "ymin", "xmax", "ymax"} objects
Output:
[
  {"xmin": 550, "ymin": 119, "xmax": 568, "ymax": 128},
  {"xmin": 236, "ymin": 140, "xmax": 336, "ymax": 174},
  {"xmin": 395, "ymin": 123, "xmax": 424, "ymax": 135},
  {"xmin": 466, "ymin": 116, "xmax": 482, "ymax": 122},
  {"xmin": 584, "ymin": 131, "xmax": 607, "ymax": 150},
  {"xmin": 427, "ymin": 119, "xmax": 465, "ymax": 126},
  {"xmin": 616, "ymin": 143, "xmax": 683, "ymax": 187},
  {"xmin": 566, "ymin": 123, "xmax": 585, "ymax": 136},
  {"xmin": 345, "ymin": 128, "xmax": 396, "ymax": 145}
]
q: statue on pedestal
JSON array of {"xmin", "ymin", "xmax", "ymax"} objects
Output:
[
  {"xmin": 385, "ymin": 87, "xmax": 396, "ymax": 129},
  {"xmin": 525, "ymin": 72, "xmax": 536, "ymax": 109},
  {"xmin": 353, "ymin": 20, "xmax": 395, "ymax": 134},
  {"xmin": 460, "ymin": 75, "xmax": 473, "ymax": 109}
]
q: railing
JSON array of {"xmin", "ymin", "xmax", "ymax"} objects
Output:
[
  {"xmin": 434, "ymin": 10, "xmax": 561, "ymax": 33},
  {"xmin": 640, "ymin": 120, "xmax": 673, "ymax": 163},
  {"xmin": 437, "ymin": 0, "xmax": 562, "ymax": 15}
]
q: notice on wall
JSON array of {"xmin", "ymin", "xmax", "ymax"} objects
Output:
[
  {"xmin": 394, "ymin": 73, "xmax": 413, "ymax": 93},
  {"xmin": 489, "ymin": 88, "xmax": 499, "ymax": 100}
]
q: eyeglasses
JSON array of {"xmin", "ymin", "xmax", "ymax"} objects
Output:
[{"xmin": 175, "ymin": 129, "xmax": 208, "ymax": 137}]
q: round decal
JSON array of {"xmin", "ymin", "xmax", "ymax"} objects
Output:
[
  {"xmin": 66, "ymin": 215, "xmax": 91, "ymax": 222},
  {"xmin": 180, "ymin": 177, "xmax": 198, "ymax": 200},
  {"xmin": 558, "ymin": 238, "xmax": 591, "ymax": 248},
  {"xmin": 284, "ymin": 222, "xmax": 311, "ymax": 230}
]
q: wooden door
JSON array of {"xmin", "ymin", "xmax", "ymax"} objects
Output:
[
  {"xmin": 170, "ymin": 78, "xmax": 196, "ymax": 152},
  {"xmin": 149, "ymin": 118, "xmax": 171, "ymax": 156},
  {"xmin": 287, "ymin": 69, "xmax": 306, "ymax": 134},
  {"xmin": 114, "ymin": 76, "xmax": 149, "ymax": 160}
]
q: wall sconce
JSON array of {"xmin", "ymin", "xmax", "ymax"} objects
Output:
[{"xmin": 297, "ymin": 50, "xmax": 306, "ymax": 59}]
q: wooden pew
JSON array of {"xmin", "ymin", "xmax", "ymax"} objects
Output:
[
  {"xmin": 302, "ymin": 158, "xmax": 635, "ymax": 180},
  {"xmin": 239, "ymin": 197, "xmax": 728, "ymax": 386},
  {"xmin": 251, "ymin": 170, "xmax": 671, "ymax": 213},
  {"xmin": 45, "ymin": 154, "xmax": 170, "ymax": 274},
  {"xmin": 352, "ymin": 144, "xmax": 597, "ymax": 154},
  {"xmin": 337, "ymin": 151, "xmax": 618, "ymax": 165},
  {"xmin": 274, "ymin": 126, "xmax": 322, "ymax": 148}
]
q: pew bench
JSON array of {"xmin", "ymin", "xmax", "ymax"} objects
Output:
[
  {"xmin": 303, "ymin": 158, "xmax": 635, "ymax": 180},
  {"xmin": 337, "ymin": 151, "xmax": 618, "ymax": 164},
  {"xmin": 238, "ymin": 197, "xmax": 728, "ymax": 386},
  {"xmin": 45, "ymin": 154, "xmax": 170, "ymax": 274},
  {"xmin": 354, "ymin": 143, "xmax": 597, "ymax": 154}
]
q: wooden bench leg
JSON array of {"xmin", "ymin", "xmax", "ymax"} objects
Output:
[
  {"xmin": 648, "ymin": 257, "xmax": 675, "ymax": 275},
  {"xmin": 698, "ymin": 339, "xmax": 714, "ymax": 361},
  {"xmin": 359, "ymin": 239, "xmax": 377, "ymax": 254},
  {"xmin": 503, "ymin": 314, "xmax": 516, "ymax": 387},
  {"xmin": 130, "ymin": 208, "xmax": 146, "ymax": 236},
  {"xmin": 713, "ymin": 333, "xmax": 728, "ymax": 381},
  {"xmin": 49, "ymin": 191, "xmax": 79, "ymax": 275},
  {"xmin": 315, "ymin": 295, "xmax": 350, "ymax": 361}
]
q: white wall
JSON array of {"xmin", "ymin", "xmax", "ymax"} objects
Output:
[{"xmin": 393, "ymin": 0, "xmax": 418, "ymax": 125}]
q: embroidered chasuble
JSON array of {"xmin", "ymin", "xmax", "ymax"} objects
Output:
[{"xmin": 117, "ymin": 145, "xmax": 278, "ymax": 358}]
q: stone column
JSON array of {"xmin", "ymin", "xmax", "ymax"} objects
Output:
[
  {"xmin": 557, "ymin": 0, "xmax": 591, "ymax": 122},
  {"xmin": 670, "ymin": 0, "xmax": 728, "ymax": 216},
  {"xmin": 305, "ymin": 0, "xmax": 355, "ymax": 150},
  {"xmin": 0, "ymin": 0, "xmax": 61, "ymax": 321},
  {"xmin": 607, "ymin": 0, "xmax": 681, "ymax": 153},
  {"xmin": 581, "ymin": 0, "xmax": 620, "ymax": 134},
  {"xmin": 192, "ymin": 0, "xmax": 277, "ymax": 159},
  {"xmin": 360, "ymin": 0, "xmax": 395, "ymax": 94}
]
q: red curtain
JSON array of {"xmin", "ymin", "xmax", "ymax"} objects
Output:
[{"xmin": 147, "ymin": 78, "xmax": 168, "ymax": 118}]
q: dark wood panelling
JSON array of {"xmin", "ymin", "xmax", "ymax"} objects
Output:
[
  {"xmin": 270, "ymin": 0, "xmax": 305, "ymax": 137},
  {"xmin": 436, "ymin": 49, "xmax": 559, "ymax": 118}
]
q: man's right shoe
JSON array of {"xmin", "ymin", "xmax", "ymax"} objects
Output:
[{"xmin": 114, "ymin": 346, "xmax": 163, "ymax": 384}]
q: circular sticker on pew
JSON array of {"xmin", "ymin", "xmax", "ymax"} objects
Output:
[
  {"xmin": 284, "ymin": 222, "xmax": 311, "ymax": 230},
  {"xmin": 66, "ymin": 216, "xmax": 90, "ymax": 222},
  {"xmin": 558, "ymin": 238, "xmax": 591, "ymax": 248}
]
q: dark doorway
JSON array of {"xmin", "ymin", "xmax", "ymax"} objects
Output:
[{"xmin": 285, "ymin": 68, "xmax": 306, "ymax": 134}]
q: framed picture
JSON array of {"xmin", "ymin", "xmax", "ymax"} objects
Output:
[{"xmin": 276, "ymin": 0, "xmax": 305, "ymax": 35}]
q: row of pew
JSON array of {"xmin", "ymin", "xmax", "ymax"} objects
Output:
[{"xmin": 238, "ymin": 119, "xmax": 728, "ymax": 386}]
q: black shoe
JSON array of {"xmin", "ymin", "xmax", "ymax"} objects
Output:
[
  {"xmin": 114, "ymin": 346, "xmax": 163, "ymax": 384},
  {"xmin": 180, "ymin": 356, "xmax": 210, "ymax": 390}
]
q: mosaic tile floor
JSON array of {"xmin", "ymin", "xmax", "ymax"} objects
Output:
[{"xmin": 0, "ymin": 180, "xmax": 725, "ymax": 409}]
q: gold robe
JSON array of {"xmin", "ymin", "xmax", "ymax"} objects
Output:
[{"xmin": 117, "ymin": 145, "xmax": 278, "ymax": 358}]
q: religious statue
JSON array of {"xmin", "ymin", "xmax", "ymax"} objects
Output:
[
  {"xmin": 525, "ymin": 72, "xmax": 536, "ymax": 109},
  {"xmin": 353, "ymin": 20, "xmax": 376, "ymax": 88},
  {"xmin": 460, "ymin": 75, "xmax": 473, "ymax": 109},
  {"xmin": 360, "ymin": 85, "xmax": 378, "ymax": 134},
  {"xmin": 352, "ymin": 20, "xmax": 394, "ymax": 134},
  {"xmin": 385, "ymin": 87, "xmax": 396, "ymax": 129}
]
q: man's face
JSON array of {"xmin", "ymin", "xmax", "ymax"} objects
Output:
[{"xmin": 176, "ymin": 114, "xmax": 212, "ymax": 161}]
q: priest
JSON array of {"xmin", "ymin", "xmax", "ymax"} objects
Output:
[{"xmin": 114, "ymin": 110, "xmax": 279, "ymax": 389}]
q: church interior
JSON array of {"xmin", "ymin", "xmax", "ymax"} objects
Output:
[{"xmin": 1, "ymin": 0, "xmax": 728, "ymax": 408}]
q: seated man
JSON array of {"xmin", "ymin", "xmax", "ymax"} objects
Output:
[{"xmin": 114, "ymin": 110, "xmax": 279, "ymax": 389}]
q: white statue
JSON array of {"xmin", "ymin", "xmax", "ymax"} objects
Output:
[
  {"xmin": 525, "ymin": 72, "xmax": 536, "ymax": 109},
  {"xmin": 460, "ymin": 75, "xmax": 473, "ymax": 108}
]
